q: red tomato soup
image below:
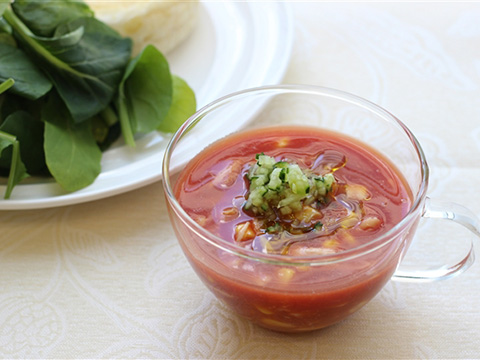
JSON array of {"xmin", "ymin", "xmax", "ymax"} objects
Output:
[{"xmin": 172, "ymin": 126, "xmax": 414, "ymax": 332}]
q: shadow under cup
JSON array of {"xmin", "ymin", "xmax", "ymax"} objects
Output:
[{"xmin": 162, "ymin": 85, "xmax": 476, "ymax": 332}]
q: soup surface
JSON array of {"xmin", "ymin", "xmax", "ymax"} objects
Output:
[{"xmin": 176, "ymin": 126, "xmax": 412, "ymax": 255}]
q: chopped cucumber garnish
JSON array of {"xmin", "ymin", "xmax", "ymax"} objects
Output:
[{"xmin": 244, "ymin": 153, "xmax": 336, "ymax": 216}]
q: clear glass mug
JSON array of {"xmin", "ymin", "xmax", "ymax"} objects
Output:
[{"xmin": 162, "ymin": 85, "xmax": 479, "ymax": 332}]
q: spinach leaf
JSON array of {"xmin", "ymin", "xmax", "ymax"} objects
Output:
[
  {"xmin": 98, "ymin": 121, "xmax": 121, "ymax": 152},
  {"xmin": 0, "ymin": 110, "xmax": 47, "ymax": 175},
  {"xmin": 34, "ymin": 25, "xmax": 84, "ymax": 48},
  {"xmin": 0, "ymin": 78, "xmax": 14, "ymax": 124},
  {"xmin": 4, "ymin": 8, "xmax": 132, "ymax": 122},
  {"xmin": 0, "ymin": 77, "xmax": 14, "ymax": 94},
  {"xmin": 0, "ymin": 42, "xmax": 52, "ymax": 100},
  {"xmin": 117, "ymin": 44, "xmax": 172, "ymax": 146},
  {"xmin": 157, "ymin": 75, "xmax": 196, "ymax": 133},
  {"xmin": 0, "ymin": 32, "xmax": 16, "ymax": 46},
  {"xmin": 0, "ymin": 17, "xmax": 12, "ymax": 37},
  {"xmin": 43, "ymin": 93, "xmax": 102, "ymax": 192},
  {"xmin": 0, "ymin": 2, "xmax": 8, "ymax": 18},
  {"xmin": 11, "ymin": 0, "xmax": 93, "ymax": 37},
  {"xmin": 48, "ymin": 17, "xmax": 132, "ymax": 122},
  {"xmin": 0, "ymin": 130, "xmax": 29, "ymax": 199},
  {"xmin": 0, "ymin": 92, "xmax": 46, "ymax": 126}
]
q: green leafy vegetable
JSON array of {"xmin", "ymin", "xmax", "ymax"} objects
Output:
[
  {"xmin": 0, "ymin": 110, "xmax": 46, "ymax": 175},
  {"xmin": 0, "ymin": 130, "xmax": 28, "ymax": 199},
  {"xmin": 0, "ymin": 2, "xmax": 9, "ymax": 18},
  {"xmin": 43, "ymin": 93, "xmax": 101, "ymax": 192},
  {"xmin": 117, "ymin": 44, "xmax": 172, "ymax": 147},
  {"xmin": 0, "ymin": 41, "xmax": 52, "ymax": 99},
  {"xmin": 0, "ymin": 77, "xmax": 14, "ymax": 94},
  {"xmin": 0, "ymin": 0, "xmax": 196, "ymax": 199},
  {"xmin": 11, "ymin": 0, "xmax": 93, "ymax": 37},
  {"xmin": 4, "ymin": 8, "xmax": 133, "ymax": 122},
  {"xmin": 0, "ymin": 32, "xmax": 16, "ymax": 46},
  {"xmin": 158, "ymin": 75, "xmax": 197, "ymax": 133}
]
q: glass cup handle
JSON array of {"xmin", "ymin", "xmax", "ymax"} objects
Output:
[{"xmin": 392, "ymin": 196, "xmax": 479, "ymax": 282}]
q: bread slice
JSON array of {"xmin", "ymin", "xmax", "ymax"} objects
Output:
[{"xmin": 85, "ymin": 0, "xmax": 199, "ymax": 55}]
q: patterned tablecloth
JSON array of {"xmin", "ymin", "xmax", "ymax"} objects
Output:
[{"xmin": 1, "ymin": 2, "xmax": 480, "ymax": 359}]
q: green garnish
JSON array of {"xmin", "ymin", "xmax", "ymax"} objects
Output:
[
  {"xmin": 314, "ymin": 221, "xmax": 323, "ymax": 230},
  {"xmin": 244, "ymin": 153, "xmax": 336, "ymax": 216}
]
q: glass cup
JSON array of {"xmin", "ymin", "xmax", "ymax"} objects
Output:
[{"xmin": 162, "ymin": 85, "xmax": 479, "ymax": 332}]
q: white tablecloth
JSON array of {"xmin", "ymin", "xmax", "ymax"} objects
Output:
[{"xmin": 1, "ymin": 2, "xmax": 480, "ymax": 358}]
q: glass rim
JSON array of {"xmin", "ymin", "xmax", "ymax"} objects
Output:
[{"xmin": 162, "ymin": 84, "xmax": 430, "ymax": 266}]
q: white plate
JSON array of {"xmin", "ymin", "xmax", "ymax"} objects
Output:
[{"xmin": 0, "ymin": 2, "xmax": 294, "ymax": 210}]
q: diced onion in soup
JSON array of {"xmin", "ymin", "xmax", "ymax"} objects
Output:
[
  {"xmin": 212, "ymin": 160, "xmax": 243, "ymax": 189},
  {"xmin": 277, "ymin": 268, "xmax": 295, "ymax": 282},
  {"xmin": 235, "ymin": 221, "xmax": 257, "ymax": 242},
  {"xmin": 346, "ymin": 184, "xmax": 371, "ymax": 201},
  {"xmin": 359, "ymin": 216, "xmax": 383, "ymax": 231},
  {"xmin": 288, "ymin": 244, "xmax": 338, "ymax": 257}
]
